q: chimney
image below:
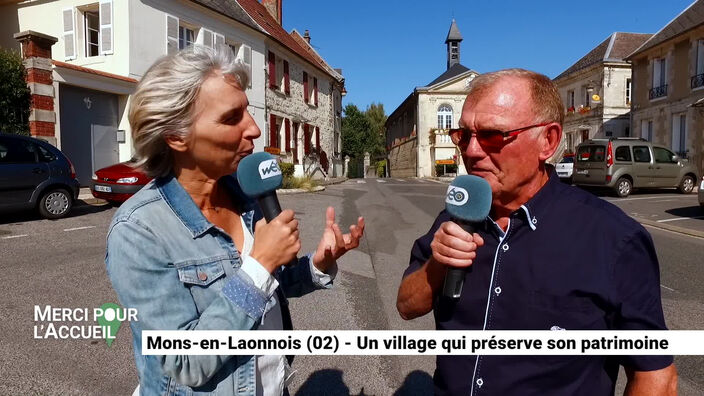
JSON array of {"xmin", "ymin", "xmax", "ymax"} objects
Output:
[
  {"xmin": 303, "ymin": 29, "xmax": 311, "ymax": 44},
  {"xmin": 262, "ymin": 0, "xmax": 282, "ymax": 25}
]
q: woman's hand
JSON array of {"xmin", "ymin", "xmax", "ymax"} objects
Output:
[
  {"xmin": 312, "ymin": 207, "xmax": 365, "ymax": 273},
  {"xmin": 251, "ymin": 209, "xmax": 301, "ymax": 273}
]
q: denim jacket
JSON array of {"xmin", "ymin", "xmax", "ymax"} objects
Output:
[{"xmin": 105, "ymin": 174, "xmax": 334, "ymax": 396}]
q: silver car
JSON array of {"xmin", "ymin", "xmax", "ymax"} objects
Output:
[
  {"xmin": 573, "ymin": 138, "xmax": 699, "ymax": 198},
  {"xmin": 698, "ymin": 175, "xmax": 704, "ymax": 208}
]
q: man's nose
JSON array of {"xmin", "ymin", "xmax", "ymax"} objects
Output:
[
  {"xmin": 244, "ymin": 111, "xmax": 261, "ymax": 139},
  {"xmin": 464, "ymin": 133, "xmax": 486, "ymax": 159}
]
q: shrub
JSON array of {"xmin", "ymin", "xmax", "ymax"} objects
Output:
[
  {"xmin": 376, "ymin": 159, "xmax": 387, "ymax": 177},
  {"xmin": 0, "ymin": 49, "xmax": 31, "ymax": 135},
  {"xmin": 279, "ymin": 162, "xmax": 295, "ymax": 179},
  {"xmin": 281, "ymin": 176, "xmax": 319, "ymax": 190}
]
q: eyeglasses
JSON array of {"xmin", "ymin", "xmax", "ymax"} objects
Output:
[{"xmin": 449, "ymin": 122, "xmax": 550, "ymax": 149}]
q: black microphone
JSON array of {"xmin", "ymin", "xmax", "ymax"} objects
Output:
[
  {"xmin": 441, "ymin": 175, "xmax": 492, "ymax": 299},
  {"xmin": 236, "ymin": 152, "xmax": 284, "ymax": 221}
]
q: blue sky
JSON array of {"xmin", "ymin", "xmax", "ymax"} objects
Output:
[{"xmin": 282, "ymin": 0, "xmax": 695, "ymax": 114}]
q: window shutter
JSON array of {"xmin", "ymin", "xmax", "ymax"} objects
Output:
[
  {"xmin": 315, "ymin": 126, "xmax": 320, "ymax": 154},
  {"xmin": 285, "ymin": 119, "xmax": 291, "ymax": 152},
  {"xmin": 166, "ymin": 15, "xmax": 179, "ymax": 55},
  {"xmin": 62, "ymin": 8, "xmax": 76, "ymax": 60},
  {"xmin": 304, "ymin": 124, "xmax": 310, "ymax": 154},
  {"xmin": 99, "ymin": 0, "xmax": 113, "ymax": 55},
  {"xmin": 283, "ymin": 60, "xmax": 290, "ymax": 94},
  {"xmin": 269, "ymin": 114, "xmax": 278, "ymax": 148},
  {"xmin": 314, "ymin": 77, "xmax": 318, "ymax": 105},
  {"xmin": 303, "ymin": 72, "xmax": 309, "ymax": 103},
  {"xmin": 268, "ymin": 52, "xmax": 276, "ymax": 89},
  {"xmin": 293, "ymin": 123, "xmax": 299, "ymax": 164},
  {"xmin": 202, "ymin": 29, "xmax": 214, "ymax": 48},
  {"xmin": 214, "ymin": 33, "xmax": 224, "ymax": 47}
]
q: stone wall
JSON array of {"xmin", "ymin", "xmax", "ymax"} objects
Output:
[{"xmin": 388, "ymin": 137, "xmax": 417, "ymax": 178}]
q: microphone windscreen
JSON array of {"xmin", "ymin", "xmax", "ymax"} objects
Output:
[
  {"xmin": 236, "ymin": 152, "xmax": 283, "ymax": 198},
  {"xmin": 445, "ymin": 175, "xmax": 492, "ymax": 222}
]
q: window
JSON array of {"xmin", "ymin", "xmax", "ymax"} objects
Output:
[
  {"xmin": 672, "ymin": 113, "xmax": 687, "ymax": 157},
  {"xmin": 303, "ymin": 72, "xmax": 309, "ymax": 103},
  {"xmin": 583, "ymin": 87, "xmax": 590, "ymax": 107},
  {"xmin": 653, "ymin": 147, "xmax": 677, "ymax": 164},
  {"xmin": 0, "ymin": 138, "xmax": 38, "ymax": 163},
  {"xmin": 230, "ymin": 43, "xmax": 252, "ymax": 88},
  {"xmin": 626, "ymin": 78, "xmax": 632, "ymax": 105},
  {"xmin": 84, "ymin": 11, "xmax": 99, "ymax": 57},
  {"xmin": 576, "ymin": 145, "xmax": 605, "ymax": 162},
  {"xmin": 650, "ymin": 58, "xmax": 667, "ymax": 99},
  {"xmin": 268, "ymin": 51, "xmax": 277, "ymax": 89},
  {"xmin": 633, "ymin": 146, "xmax": 651, "ymax": 163},
  {"xmin": 697, "ymin": 40, "xmax": 704, "ymax": 76},
  {"xmin": 179, "ymin": 26, "xmax": 195, "ymax": 50},
  {"xmin": 567, "ymin": 90, "xmax": 575, "ymax": 109},
  {"xmin": 615, "ymin": 146, "xmax": 631, "ymax": 162},
  {"xmin": 313, "ymin": 77, "xmax": 318, "ymax": 105},
  {"xmin": 641, "ymin": 120, "xmax": 653, "ymax": 141},
  {"xmin": 437, "ymin": 104, "xmax": 453, "ymax": 129}
]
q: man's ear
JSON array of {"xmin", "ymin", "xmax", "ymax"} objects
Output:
[
  {"xmin": 164, "ymin": 133, "xmax": 188, "ymax": 153},
  {"xmin": 538, "ymin": 123, "xmax": 562, "ymax": 162}
]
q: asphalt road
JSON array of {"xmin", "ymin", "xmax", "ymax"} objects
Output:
[{"xmin": 0, "ymin": 179, "xmax": 702, "ymax": 395}]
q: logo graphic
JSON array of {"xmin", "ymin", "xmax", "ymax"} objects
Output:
[
  {"xmin": 258, "ymin": 159, "xmax": 281, "ymax": 179},
  {"xmin": 445, "ymin": 185, "xmax": 469, "ymax": 206},
  {"xmin": 96, "ymin": 302, "xmax": 123, "ymax": 347}
]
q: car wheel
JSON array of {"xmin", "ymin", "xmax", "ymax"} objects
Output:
[
  {"xmin": 678, "ymin": 175, "xmax": 695, "ymax": 194},
  {"xmin": 38, "ymin": 188, "xmax": 72, "ymax": 219},
  {"xmin": 614, "ymin": 178, "xmax": 632, "ymax": 198}
]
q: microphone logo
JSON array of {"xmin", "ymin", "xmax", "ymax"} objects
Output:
[
  {"xmin": 258, "ymin": 159, "xmax": 282, "ymax": 179},
  {"xmin": 445, "ymin": 185, "xmax": 469, "ymax": 206}
]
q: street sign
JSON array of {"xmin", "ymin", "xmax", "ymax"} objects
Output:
[
  {"xmin": 436, "ymin": 159, "xmax": 455, "ymax": 165},
  {"xmin": 264, "ymin": 147, "xmax": 281, "ymax": 155}
]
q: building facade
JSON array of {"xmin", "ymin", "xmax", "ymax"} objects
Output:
[
  {"xmin": 554, "ymin": 32, "xmax": 651, "ymax": 154},
  {"xmin": 386, "ymin": 20, "xmax": 478, "ymax": 178},
  {"xmin": 627, "ymin": 0, "xmax": 704, "ymax": 176}
]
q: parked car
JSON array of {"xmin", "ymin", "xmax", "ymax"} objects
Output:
[
  {"xmin": 0, "ymin": 133, "xmax": 80, "ymax": 219},
  {"xmin": 699, "ymin": 175, "xmax": 704, "ymax": 209},
  {"xmin": 91, "ymin": 160, "xmax": 151, "ymax": 204},
  {"xmin": 573, "ymin": 137, "xmax": 698, "ymax": 197},
  {"xmin": 555, "ymin": 153, "xmax": 575, "ymax": 183}
]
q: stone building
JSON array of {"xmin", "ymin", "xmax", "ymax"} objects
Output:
[
  {"xmin": 554, "ymin": 32, "xmax": 652, "ymax": 154},
  {"xmin": 626, "ymin": 0, "xmax": 704, "ymax": 176},
  {"xmin": 385, "ymin": 20, "xmax": 478, "ymax": 178},
  {"xmin": 238, "ymin": 0, "xmax": 345, "ymax": 178}
]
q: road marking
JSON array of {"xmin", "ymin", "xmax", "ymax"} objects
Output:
[
  {"xmin": 1, "ymin": 234, "xmax": 28, "ymax": 240},
  {"xmin": 356, "ymin": 180, "xmax": 366, "ymax": 184},
  {"xmin": 642, "ymin": 223, "xmax": 704, "ymax": 241},
  {"xmin": 395, "ymin": 179, "xmax": 406, "ymax": 182},
  {"xmin": 660, "ymin": 284, "xmax": 675, "ymax": 292},
  {"xmin": 651, "ymin": 199, "xmax": 675, "ymax": 203},
  {"xmin": 605, "ymin": 195, "xmax": 694, "ymax": 202},
  {"xmin": 656, "ymin": 216, "xmax": 704, "ymax": 223},
  {"xmin": 376, "ymin": 179, "xmax": 386, "ymax": 183},
  {"xmin": 63, "ymin": 226, "xmax": 96, "ymax": 232}
]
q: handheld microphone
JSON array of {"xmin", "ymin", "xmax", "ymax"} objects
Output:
[
  {"xmin": 236, "ymin": 152, "xmax": 284, "ymax": 222},
  {"xmin": 442, "ymin": 175, "xmax": 492, "ymax": 300}
]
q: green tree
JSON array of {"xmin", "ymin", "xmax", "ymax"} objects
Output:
[
  {"xmin": 364, "ymin": 102, "xmax": 387, "ymax": 158},
  {"xmin": 0, "ymin": 49, "xmax": 30, "ymax": 135},
  {"xmin": 341, "ymin": 103, "xmax": 370, "ymax": 159}
]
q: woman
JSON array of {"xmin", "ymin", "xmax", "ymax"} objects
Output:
[{"xmin": 106, "ymin": 45, "xmax": 364, "ymax": 396}]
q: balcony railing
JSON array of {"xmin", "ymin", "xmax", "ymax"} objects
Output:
[
  {"xmin": 649, "ymin": 84, "xmax": 668, "ymax": 99},
  {"xmin": 691, "ymin": 74, "xmax": 704, "ymax": 89}
]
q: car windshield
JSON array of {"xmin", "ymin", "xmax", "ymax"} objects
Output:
[
  {"xmin": 560, "ymin": 156, "xmax": 574, "ymax": 164},
  {"xmin": 577, "ymin": 146, "xmax": 606, "ymax": 162}
]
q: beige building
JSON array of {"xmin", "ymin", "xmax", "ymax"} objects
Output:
[
  {"xmin": 386, "ymin": 20, "xmax": 478, "ymax": 178},
  {"xmin": 554, "ymin": 32, "xmax": 652, "ymax": 154},
  {"xmin": 627, "ymin": 0, "xmax": 704, "ymax": 176}
]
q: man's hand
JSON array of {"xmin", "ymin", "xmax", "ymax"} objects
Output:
[
  {"xmin": 624, "ymin": 364, "xmax": 677, "ymax": 396},
  {"xmin": 312, "ymin": 206, "xmax": 365, "ymax": 273},
  {"xmin": 430, "ymin": 221, "xmax": 485, "ymax": 269}
]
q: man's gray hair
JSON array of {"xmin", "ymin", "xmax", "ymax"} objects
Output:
[
  {"xmin": 466, "ymin": 68, "xmax": 566, "ymax": 163},
  {"xmin": 129, "ymin": 45, "xmax": 250, "ymax": 178}
]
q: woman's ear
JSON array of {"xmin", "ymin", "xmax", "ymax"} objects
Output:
[
  {"xmin": 164, "ymin": 133, "xmax": 188, "ymax": 153},
  {"xmin": 538, "ymin": 123, "xmax": 562, "ymax": 162}
]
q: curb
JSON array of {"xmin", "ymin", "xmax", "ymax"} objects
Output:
[
  {"xmin": 633, "ymin": 216, "xmax": 704, "ymax": 239},
  {"xmin": 279, "ymin": 185, "xmax": 325, "ymax": 195}
]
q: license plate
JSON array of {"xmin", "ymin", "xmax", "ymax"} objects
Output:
[
  {"xmin": 94, "ymin": 185, "xmax": 112, "ymax": 193},
  {"xmin": 576, "ymin": 170, "xmax": 589, "ymax": 175},
  {"xmin": 558, "ymin": 172, "xmax": 568, "ymax": 176}
]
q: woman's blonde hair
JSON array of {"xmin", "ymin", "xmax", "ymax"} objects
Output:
[{"xmin": 129, "ymin": 45, "xmax": 250, "ymax": 178}]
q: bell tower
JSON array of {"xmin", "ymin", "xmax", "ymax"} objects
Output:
[{"xmin": 445, "ymin": 19, "xmax": 463, "ymax": 70}]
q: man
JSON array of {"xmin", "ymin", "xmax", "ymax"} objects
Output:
[{"xmin": 396, "ymin": 69, "xmax": 677, "ymax": 395}]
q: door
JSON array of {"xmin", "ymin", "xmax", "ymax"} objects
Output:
[
  {"xmin": 91, "ymin": 124, "xmax": 119, "ymax": 175},
  {"xmin": 631, "ymin": 145, "xmax": 654, "ymax": 187},
  {"xmin": 0, "ymin": 137, "xmax": 49, "ymax": 207},
  {"xmin": 651, "ymin": 146, "xmax": 681, "ymax": 187}
]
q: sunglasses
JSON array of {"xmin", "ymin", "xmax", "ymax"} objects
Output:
[{"xmin": 449, "ymin": 122, "xmax": 550, "ymax": 149}]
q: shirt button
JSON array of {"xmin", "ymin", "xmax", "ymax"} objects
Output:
[
  {"xmin": 198, "ymin": 272, "xmax": 208, "ymax": 281},
  {"xmin": 476, "ymin": 378, "xmax": 484, "ymax": 387},
  {"xmin": 502, "ymin": 243, "xmax": 509, "ymax": 252},
  {"xmin": 494, "ymin": 286, "xmax": 502, "ymax": 295},
  {"xmin": 532, "ymin": 217, "xmax": 538, "ymax": 224}
]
